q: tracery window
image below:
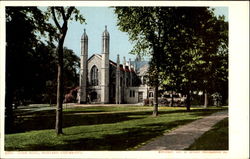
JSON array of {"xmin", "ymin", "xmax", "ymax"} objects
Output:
[
  {"xmin": 91, "ymin": 65, "xmax": 99, "ymax": 86},
  {"xmin": 149, "ymin": 92, "xmax": 154, "ymax": 97}
]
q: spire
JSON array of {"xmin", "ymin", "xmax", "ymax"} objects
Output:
[
  {"xmin": 102, "ymin": 25, "xmax": 109, "ymax": 37},
  {"xmin": 129, "ymin": 58, "xmax": 131, "ymax": 70},
  {"xmin": 81, "ymin": 28, "xmax": 88, "ymax": 40},
  {"xmin": 117, "ymin": 54, "xmax": 120, "ymax": 65},
  {"xmin": 123, "ymin": 56, "xmax": 126, "ymax": 68},
  {"xmin": 134, "ymin": 63, "xmax": 136, "ymax": 73}
]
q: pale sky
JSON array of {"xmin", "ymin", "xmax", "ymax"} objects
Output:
[{"xmin": 63, "ymin": 7, "xmax": 228, "ymax": 62}]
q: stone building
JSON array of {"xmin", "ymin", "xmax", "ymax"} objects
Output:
[{"xmin": 78, "ymin": 26, "xmax": 153, "ymax": 104}]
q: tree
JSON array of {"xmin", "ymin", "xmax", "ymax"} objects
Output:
[
  {"xmin": 47, "ymin": 7, "xmax": 84, "ymax": 134},
  {"xmin": 115, "ymin": 7, "xmax": 228, "ymax": 112},
  {"xmin": 203, "ymin": 15, "xmax": 228, "ymax": 106},
  {"xmin": 5, "ymin": 7, "xmax": 55, "ymax": 133},
  {"xmin": 36, "ymin": 45, "xmax": 80, "ymax": 105},
  {"xmin": 160, "ymin": 7, "xmax": 228, "ymax": 110},
  {"xmin": 63, "ymin": 47, "xmax": 80, "ymax": 91},
  {"xmin": 114, "ymin": 7, "xmax": 172, "ymax": 116},
  {"xmin": 5, "ymin": 7, "xmax": 82, "ymax": 134}
]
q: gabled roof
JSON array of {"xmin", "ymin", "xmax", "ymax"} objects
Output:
[
  {"xmin": 87, "ymin": 54, "xmax": 144, "ymax": 73},
  {"xmin": 87, "ymin": 53, "xmax": 102, "ymax": 62},
  {"xmin": 88, "ymin": 54, "xmax": 117, "ymax": 67}
]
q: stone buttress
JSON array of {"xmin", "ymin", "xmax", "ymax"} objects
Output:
[
  {"xmin": 116, "ymin": 54, "xmax": 121, "ymax": 104},
  {"xmin": 101, "ymin": 26, "xmax": 110, "ymax": 103},
  {"xmin": 79, "ymin": 29, "xmax": 88, "ymax": 104}
]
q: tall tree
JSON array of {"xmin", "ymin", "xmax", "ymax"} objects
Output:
[
  {"xmin": 114, "ymin": 7, "xmax": 172, "ymax": 116},
  {"xmin": 47, "ymin": 7, "xmax": 84, "ymax": 134},
  {"xmin": 115, "ymin": 7, "xmax": 228, "ymax": 112},
  {"xmin": 5, "ymin": 7, "xmax": 55, "ymax": 133},
  {"xmin": 168, "ymin": 7, "xmax": 213, "ymax": 111},
  {"xmin": 161, "ymin": 7, "xmax": 228, "ymax": 110},
  {"xmin": 200, "ymin": 15, "xmax": 228, "ymax": 107}
]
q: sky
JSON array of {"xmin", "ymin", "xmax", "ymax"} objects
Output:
[{"xmin": 63, "ymin": 7, "xmax": 228, "ymax": 62}]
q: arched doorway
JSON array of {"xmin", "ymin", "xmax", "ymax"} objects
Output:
[{"xmin": 90, "ymin": 91, "xmax": 97, "ymax": 102}]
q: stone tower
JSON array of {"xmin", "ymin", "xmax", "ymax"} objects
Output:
[
  {"xmin": 101, "ymin": 26, "xmax": 110, "ymax": 103},
  {"xmin": 79, "ymin": 29, "xmax": 88, "ymax": 104},
  {"xmin": 116, "ymin": 54, "xmax": 121, "ymax": 104},
  {"xmin": 123, "ymin": 56, "xmax": 127, "ymax": 88},
  {"xmin": 129, "ymin": 58, "xmax": 132, "ymax": 86}
]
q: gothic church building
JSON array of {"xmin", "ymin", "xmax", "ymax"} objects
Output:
[{"xmin": 78, "ymin": 26, "xmax": 153, "ymax": 104}]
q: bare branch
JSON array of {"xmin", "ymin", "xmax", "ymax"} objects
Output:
[
  {"xmin": 58, "ymin": 7, "xmax": 67, "ymax": 22},
  {"xmin": 65, "ymin": 7, "xmax": 75, "ymax": 20},
  {"xmin": 51, "ymin": 7, "xmax": 62, "ymax": 31}
]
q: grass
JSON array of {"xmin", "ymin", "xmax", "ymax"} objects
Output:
[
  {"xmin": 5, "ymin": 105, "xmax": 227, "ymax": 151},
  {"xmin": 187, "ymin": 117, "xmax": 228, "ymax": 150}
]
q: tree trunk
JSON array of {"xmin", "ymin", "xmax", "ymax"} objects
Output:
[
  {"xmin": 204, "ymin": 91, "xmax": 208, "ymax": 108},
  {"xmin": 153, "ymin": 86, "xmax": 158, "ymax": 116},
  {"xmin": 55, "ymin": 35, "xmax": 66, "ymax": 135},
  {"xmin": 51, "ymin": 7, "xmax": 75, "ymax": 135},
  {"xmin": 170, "ymin": 89, "xmax": 174, "ymax": 107},
  {"xmin": 5, "ymin": 91, "xmax": 14, "ymax": 134},
  {"xmin": 5, "ymin": 74, "xmax": 14, "ymax": 134},
  {"xmin": 186, "ymin": 92, "xmax": 191, "ymax": 111},
  {"xmin": 152, "ymin": 45, "xmax": 161, "ymax": 116},
  {"xmin": 152, "ymin": 58, "xmax": 159, "ymax": 117}
]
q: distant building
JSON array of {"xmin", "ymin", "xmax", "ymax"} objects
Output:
[{"xmin": 78, "ymin": 26, "xmax": 154, "ymax": 104}]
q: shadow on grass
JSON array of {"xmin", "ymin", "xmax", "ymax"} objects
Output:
[
  {"xmin": 187, "ymin": 117, "xmax": 228, "ymax": 150},
  {"xmin": 7, "ymin": 119, "xmax": 195, "ymax": 151},
  {"xmin": 8, "ymin": 107, "xmax": 226, "ymax": 134}
]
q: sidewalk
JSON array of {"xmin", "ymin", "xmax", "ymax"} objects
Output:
[{"xmin": 137, "ymin": 110, "xmax": 228, "ymax": 150}]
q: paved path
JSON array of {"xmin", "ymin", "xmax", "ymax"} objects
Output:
[{"xmin": 138, "ymin": 110, "xmax": 228, "ymax": 150}]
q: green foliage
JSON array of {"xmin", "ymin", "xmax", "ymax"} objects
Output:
[
  {"xmin": 6, "ymin": 7, "xmax": 56, "ymax": 105},
  {"xmin": 46, "ymin": 7, "xmax": 85, "ymax": 38},
  {"xmin": 5, "ymin": 7, "xmax": 81, "ymax": 105},
  {"xmin": 115, "ymin": 7, "xmax": 178, "ymax": 114},
  {"xmin": 5, "ymin": 6, "xmax": 84, "ymax": 134},
  {"xmin": 114, "ymin": 7, "xmax": 228, "ymax": 108}
]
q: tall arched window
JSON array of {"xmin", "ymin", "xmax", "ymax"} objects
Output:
[
  {"xmin": 91, "ymin": 65, "xmax": 99, "ymax": 86},
  {"xmin": 149, "ymin": 92, "xmax": 154, "ymax": 97}
]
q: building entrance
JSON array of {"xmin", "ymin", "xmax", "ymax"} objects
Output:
[{"xmin": 138, "ymin": 92, "xmax": 143, "ymax": 103}]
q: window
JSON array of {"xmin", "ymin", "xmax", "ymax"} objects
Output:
[
  {"xmin": 126, "ymin": 78, "xmax": 129, "ymax": 87},
  {"xmin": 91, "ymin": 65, "xmax": 99, "ymax": 86},
  {"xmin": 130, "ymin": 90, "xmax": 135, "ymax": 97},
  {"xmin": 149, "ymin": 92, "xmax": 154, "ymax": 97},
  {"xmin": 120, "ymin": 77, "xmax": 123, "ymax": 87}
]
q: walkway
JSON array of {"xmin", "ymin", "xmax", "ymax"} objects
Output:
[{"xmin": 138, "ymin": 110, "xmax": 228, "ymax": 150}]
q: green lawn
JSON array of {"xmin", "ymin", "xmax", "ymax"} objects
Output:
[
  {"xmin": 5, "ymin": 105, "xmax": 227, "ymax": 151},
  {"xmin": 187, "ymin": 117, "xmax": 228, "ymax": 150}
]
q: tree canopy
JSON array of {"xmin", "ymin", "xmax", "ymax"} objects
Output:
[
  {"xmin": 114, "ymin": 7, "xmax": 228, "ymax": 111},
  {"xmin": 5, "ymin": 7, "xmax": 81, "ymax": 133}
]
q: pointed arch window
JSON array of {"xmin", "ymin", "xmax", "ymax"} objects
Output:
[{"xmin": 91, "ymin": 65, "xmax": 99, "ymax": 86}]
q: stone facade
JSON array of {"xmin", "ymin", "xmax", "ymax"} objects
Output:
[{"xmin": 78, "ymin": 26, "xmax": 153, "ymax": 104}]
